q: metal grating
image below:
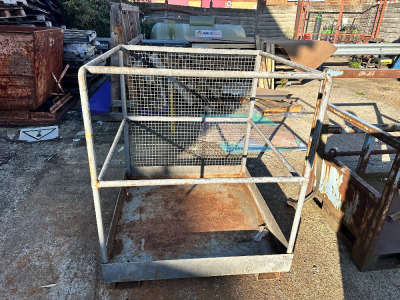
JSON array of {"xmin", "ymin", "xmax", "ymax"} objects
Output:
[
  {"xmin": 127, "ymin": 50, "xmax": 258, "ymax": 167},
  {"xmin": 129, "ymin": 121, "xmax": 252, "ymax": 166},
  {"xmin": 126, "ymin": 51, "xmax": 256, "ymax": 117}
]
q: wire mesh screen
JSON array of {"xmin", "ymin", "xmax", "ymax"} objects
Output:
[
  {"xmin": 126, "ymin": 49, "xmax": 258, "ymax": 167},
  {"xmin": 130, "ymin": 121, "xmax": 254, "ymax": 166}
]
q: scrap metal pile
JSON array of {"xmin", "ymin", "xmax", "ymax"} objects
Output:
[{"xmin": 0, "ymin": 0, "xmax": 62, "ymax": 27}]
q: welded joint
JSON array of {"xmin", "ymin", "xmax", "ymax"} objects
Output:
[{"xmin": 94, "ymin": 180, "xmax": 100, "ymax": 189}]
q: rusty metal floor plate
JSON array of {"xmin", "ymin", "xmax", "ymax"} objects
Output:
[
  {"xmin": 101, "ymin": 168, "xmax": 292, "ymax": 283},
  {"xmin": 110, "ymin": 183, "xmax": 278, "ymax": 263}
]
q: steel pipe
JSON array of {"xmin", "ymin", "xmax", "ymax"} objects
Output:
[
  {"xmin": 127, "ymin": 116, "xmax": 249, "ymax": 123},
  {"xmin": 78, "ymin": 66, "xmax": 108, "ymax": 263},
  {"xmin": 122, "ymin": 44, "xmax": 258, "ymax": 55},
  {"xmin": 97, "ymin": 176, "xmax": 306, "ymax": 188},
  {"xmin": 119, "ymin": 50, "xmax": 132, "ymax": 175},
  {"xmin": 85, "ymin": 66, "xmax": 326, "ymax": 80},
  {"xmin": 287, "ymin": 75, "xmax": 333, "ymax": 253},
  {"xmin": 85, "ymin": 44, "xmax": 122, "ymax": 67},
  {"xmin": 241, "ymin": 53, "xmax": 261, "ymax": 172}
]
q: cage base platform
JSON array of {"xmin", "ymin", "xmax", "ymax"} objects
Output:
[{"xmin": 102, "ymin": 169, "xmax": 292, "ymax": 283}]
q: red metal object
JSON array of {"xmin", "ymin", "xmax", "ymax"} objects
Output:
[
  {"xmin": 294, "ymin": 0, "xmax": 385, "ymax": 42},
  {"xmin": 371, "ymin": 0, "xmax": 387, "ymax": 39},
  {"xmin": 293, "ymin": 0, "xmax": 305, "ymax": 40},
  {"xmin": 374, "ymin": 0, "xmax": 387, "ymax": 39},
  {"xmin": 371, "ymin": 0, "xmax": 384, "ymax": 37},
  {"xmin": 0, "ymin": 25, "xmax": 63, "ymax": 111},
  {"xmin": 305, "ymin": 32, "xmax": 373, "ymax": 37},
  {"xmin": 300, "ymin": 0, "xmax": 309, "ymax": 40},
  {"xmin": 333, "ymin": 0, "xmax": 345, "ymax": 44}
]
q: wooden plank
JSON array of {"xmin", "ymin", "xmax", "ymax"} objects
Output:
[
  {"xmin": 256, "ymin": 37, "xmax": 264, "ymax": 88},
  {"xmin": 119, "ymin": 2, "xmax": 139, "ymax": 12},
  {"xmin": 266, "ymin": 43, "xmax": 275, "ymax": 90},
  {"xmin": 109, "ymin": 2, "xmax": 141, "ymax": 113},
  {"xmin": 259, "ymin": 39, "xmax": 268, "ymax": 88},
  {"xmin": 257, "ymin": 272, "xmax": 280, "ymax": 281},
  {"xmin": 49, "ymin": 93, "xmax": 72, "ymax": 113},
  {"xmin": 110, "ymin": 2, "xmax": 122, "ymax": 106},
  {"xmin": 258, "ymin": 58, "xmax": 265, "ymax": 88}
]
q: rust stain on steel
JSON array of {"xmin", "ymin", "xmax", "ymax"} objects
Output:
[
  {"xmin": 0, "ymin": 26, "xmax": 63, "ymax": 111},
  {"xmin": 327, "ymin": 68, "xmax": 400, "ymax": 79},
  {"xmin": 311, "ymin": 156, "xmax": 378, "ymax": 237},
  {"xmin": 311, "ymin": 153, "xmax": 400, "ymax": 270},
  {"xmin": 112, "ymin": 183, "xmax": 264, "ymax": 260}
]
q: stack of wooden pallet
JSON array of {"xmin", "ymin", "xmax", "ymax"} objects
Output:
[
  {"xmin": 0, "ymin": 0, "xmax": 61, "ymax": 27},
  {"xmin": 62, "ymin": 29, "xmax": 106, "ymax": 95}
]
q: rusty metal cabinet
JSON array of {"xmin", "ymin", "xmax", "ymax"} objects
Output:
[{"xmin": 0, "ymin": 26, "xmax": 63, "ymax": 111}]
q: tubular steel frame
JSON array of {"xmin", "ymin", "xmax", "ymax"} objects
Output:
[
  {"xmin": 308, "ymin": 68, "xmax": 400, "ymax": 271},
  {"xmin": 78, "ymin": 44, "xmax": 331, "ymax": 280}
]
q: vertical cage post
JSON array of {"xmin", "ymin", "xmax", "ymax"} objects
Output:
[
  {"xmin": 287, "ymin": 75, "xmax": 332, "ymax": 253},
  {"xmin": 241, "ymin": 53, "xmax": 261, "ymax": 173},
  {"xmin": 119, "ymin": 50, "xmax": 132, "ymax": 175},
  {"xmin": 78, "ymin": 66, "xmax": 108, "ymax": 263}
]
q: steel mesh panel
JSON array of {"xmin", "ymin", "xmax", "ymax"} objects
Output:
[
  {"xmin": 126, "ymin": 51, "xmax": 256, "ymax": 117},
  {"xmin": 126, "ymin": 49, "xmax": 258, "ymax": 167},
  {"xmin": 130, "ymin": 121, "xmax": 247, "ymax": 166}
]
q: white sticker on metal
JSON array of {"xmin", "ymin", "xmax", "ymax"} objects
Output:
[
  {"xmin": 19, "ymin": 126, "xmax": 59, "ymax": 142},
  {"xmin": 195, "ymin": 30, "xmax": 222, "ymax": 38}
]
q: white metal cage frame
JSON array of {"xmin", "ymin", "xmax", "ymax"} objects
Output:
[{"xmin": 78, "ymin": 44, "xmax": 332, "ymax": 283}]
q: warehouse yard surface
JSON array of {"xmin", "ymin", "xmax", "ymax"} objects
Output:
[{"xmin": 1, "ymin": 74, "xmax": 400, "ymax": 299}]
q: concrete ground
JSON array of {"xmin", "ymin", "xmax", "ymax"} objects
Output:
[{"xmin": 1, "ymin": 67, "xmax": 400, "ymax": 299}]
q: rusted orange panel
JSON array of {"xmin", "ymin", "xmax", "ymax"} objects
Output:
[
  {"xmin": 0, "ymin": 26, "xmax": 63, "ymax": 111},
  {"xmin": 33, "ymin": 28, "xmax": 63, "ymax": 110}
]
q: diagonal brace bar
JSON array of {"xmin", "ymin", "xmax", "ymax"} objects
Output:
[
  {"xmin": 98, "ymin": 118, "xmax": 127, "ymax": 181},
  {"xmin": 250, "ymin": 119, "xmax": 299, "ymax": 177}
]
